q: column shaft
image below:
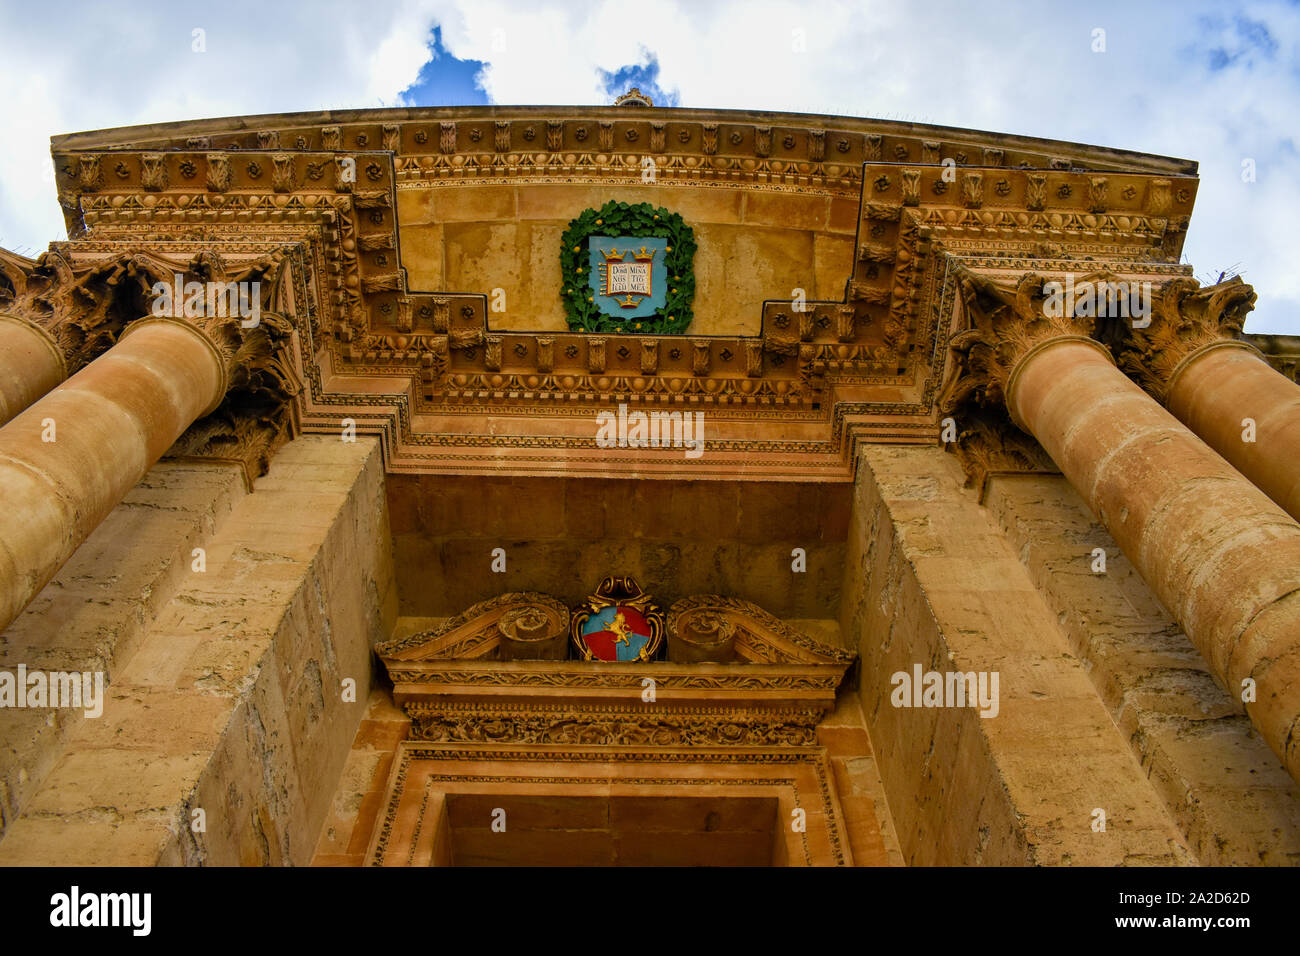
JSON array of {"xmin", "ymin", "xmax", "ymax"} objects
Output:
[
  {"xmin": 0, "ymin": 313, "xmax": 66, "ymax": 425},
  {"xmin": 0, "ymin": 318, "xmax": 224, "ymax": 632},
  {"xmin": 1009, "ymin": 340, "xmax": 1300, "ymax": 784},
  {"xmin": 1165, "ymin": 344, "xmax": 1300, "ymax": 521}
]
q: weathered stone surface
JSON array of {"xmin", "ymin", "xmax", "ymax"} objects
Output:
[
  {"xmin": 0, "ymin": 437, "xmax": 394, "ymax": 865},
  {"xmin": 840, "ymin": 445, "xmax": 1192, "ymax": 865},
  {"xmin": 2, "ymin": 101, "xmax": 1295, "ymax": 868},
  {"xmin": 984, "ymin": 473, "xmax": 1300, "ymax": 864},
  {"xmin": 0, "ymin": 460, "xmax": 245, "ymax": 841}
]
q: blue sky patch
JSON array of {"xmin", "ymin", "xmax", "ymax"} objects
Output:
[{"xmin": 401, "ymin": 27, "xmax": 489, "ymax": 107}]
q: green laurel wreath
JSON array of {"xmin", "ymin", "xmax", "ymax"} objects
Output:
[{"xmin": 560, "ymin": 201, "xmax": 696, "ymax": 334}]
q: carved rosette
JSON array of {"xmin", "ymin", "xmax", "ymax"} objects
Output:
[
  {"xmin": 497, "ymin": 602, "xmax": 569, "ymax": 660},
  {"xmin": 379, "ymin": 592, "xmax": 566, "ymax": 663},
  {"xmin": 1118, "ymin": 276, "xmax": 1260, "ymax": 401},
  {"xmin": 668, "ymin": 608, "xmax": 736, "ymax": 663},
  {"xmin": 939, "ymin": 269, "xmax": 1105, "ymax": 424}
]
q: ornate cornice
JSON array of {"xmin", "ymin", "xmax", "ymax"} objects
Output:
[
  {"xmin": 50, "ymin": 106, "xmax": 1199, "ymax": 194},
  {"xmin": 1117, "ymin": 276, "xmax": 1261, "ymax": 401},
  {"xmin": 27, "ymin": 107, "xmax": 1215, "ymax": 479}
]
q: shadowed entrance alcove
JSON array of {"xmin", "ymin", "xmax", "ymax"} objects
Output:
[
  {"xmin": 443, "ymin": 793, "xmax": 778, "ymax": 866},
  {"xmin": 366, "ymin": 744, "xmax": 849, "ymax": 866},
  {"xmin": 361, "ymin": 588, "xmax": 858, "ymax": 866}
]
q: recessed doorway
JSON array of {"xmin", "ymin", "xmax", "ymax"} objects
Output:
[{"xmin": 444, "ymin": 793, "xmax": 779, "ymax": 866}]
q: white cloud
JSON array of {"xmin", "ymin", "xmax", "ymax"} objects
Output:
[{"xmin": 2, "ymin": 0, "xmax": 1298, "ymax": 332}]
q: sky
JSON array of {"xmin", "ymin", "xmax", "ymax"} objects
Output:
[{"xmin": 1, "ymin": 0, "xmax": 1297, "ymax": 333}]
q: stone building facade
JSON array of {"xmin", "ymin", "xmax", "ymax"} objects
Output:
[{"xmin": 0, "ymin": 96, "xmax": 1298, "ymax": 865}]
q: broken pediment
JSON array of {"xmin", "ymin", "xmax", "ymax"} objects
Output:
[
  {"xmin": 377, "ymin": 592, "xmax": 570, "ymax": 662},
  {"xmin": 376, "ymin": 585, "xmax": 852, "ymax": 667}
]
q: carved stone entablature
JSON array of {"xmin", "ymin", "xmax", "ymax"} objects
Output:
[
  {"xmin": 378, "ymin": 590, "xmax": 856, "ymax": 749},
  {"xmin": 52, "ymin": 107, "xmax": 1195, "ymax": 205},
  {"xmin": 38, "ymin": 109, "xmax": 1209, "ymax": 481},
  {"xmin": 1116, "ymin": 275, "xmax": 1260, "ymax": 401},
  {"xmin": 51, "ymin": 148, "xmax": 394, "ymax": 334}
]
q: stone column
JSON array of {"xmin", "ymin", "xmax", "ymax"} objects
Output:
[
  {"xmin": 1121, "ymin": 276, "xmax": 1300, "ymax": 522},
  {"xmin": 0, "ymin": 313, "xmax": 66, "ymax": 424},
  {"xmin": 0, "ymin": 310, "xmax": 289, "ymax": 634},
  {"xmin": 942, "ymin": 270, "xmax": 1300, "ymax": 785}
]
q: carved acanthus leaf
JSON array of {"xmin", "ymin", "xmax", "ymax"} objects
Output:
[
  {"xmin": 938, "ymin": 269, "xmax": 1097, "ymax": 416},
  {"xmin": 945, "ymin": 407, "xmax": 1058, "ymax": 496},
  {"xmin": 1117, "ymin": 276, "xmax": 1259, "ymax": 399},
  {"xmin": 1, "ymin": 246, "xmax": 172, "ymax": 372}
]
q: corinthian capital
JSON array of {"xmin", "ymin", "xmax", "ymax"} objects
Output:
[
  {"xmin": 1, "ymin": 243, "xmax": 297, "ymax": 381},
  {"xmin": 1118, "ymin": 275, "xmax": 1259, "ymax": 400},
  {"xmin": 939, "ymin": 269, "xmax": 1104, "ymax": 416}
]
